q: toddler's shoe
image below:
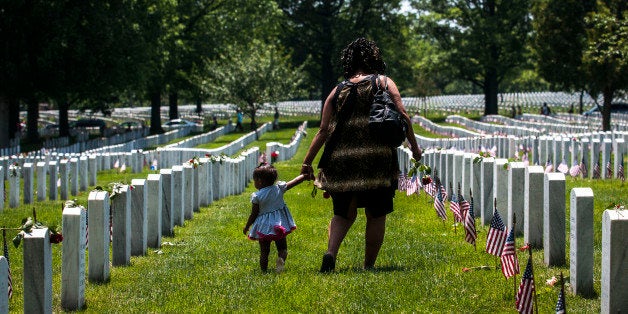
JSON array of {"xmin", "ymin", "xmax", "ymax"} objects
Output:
[{"xmin": 275, "ymin": 257, "xmax": 285, "ymax": 273}]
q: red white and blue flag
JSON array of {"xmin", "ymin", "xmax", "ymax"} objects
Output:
[
  {"xmin": 486, "ymin": 210, "xmax": 507, "ymax": 257},
  {"xmin": 449, "ymin": 192, "xmax": 462, "ymax": 222},
  {"xmin": 461, "ymin": 194, "xmax": 476, "ymax": 246},
  {"xmin": 434, "ymin": 183, "xmax": 447, "ymax": 221},
  {"xmin": 500, "ymin": 227, "xmax": 520, "ymax": 279},
  {"xmin": 516, "ymin": 256, "xmax": 535, "ymax": 314}
]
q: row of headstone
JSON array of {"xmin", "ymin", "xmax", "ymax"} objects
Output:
[
  {"xmin": 409, "ymin": 130, "xmax": 627, "ymax": 179},
  {"xmin": 399, "ymin": 146, "xmax": 627, "ymax": 312},
  {"xmin": 14, "ymin": 122, "xmax": 310, "ymax": 312}
]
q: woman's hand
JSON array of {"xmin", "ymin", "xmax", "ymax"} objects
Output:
[
  {"xmin": 412, "ymin": 148, "xmax": 422, "ymax": 162},
  {"xmin": 243, "ymin": 227, "xmax": 249, "ymax": 235},
  {"xmin": 301, "ymin": 164, "xmax": 314, "ymax": 180}
]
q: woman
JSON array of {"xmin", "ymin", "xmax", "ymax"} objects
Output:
[{"xmin": 300, "ymin": 37, "xmax": 422, "ymax": 272}]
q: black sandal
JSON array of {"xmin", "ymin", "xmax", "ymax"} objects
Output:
[{"xmin": 320, "ymin": 253, "xmax": 335, "ymax": 273}]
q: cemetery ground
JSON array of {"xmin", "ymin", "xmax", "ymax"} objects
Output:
[{"xmin": 0, "ymin": 117, "xmax": 622, "ymax": 312}]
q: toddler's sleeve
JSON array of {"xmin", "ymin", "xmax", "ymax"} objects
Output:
[
  {"xmin": 277, "ymin": 181, "xmax": 288, "ymax": 193},
  {"xmin": 250, "ymin": 192, "xmax": 259, "ymax": 204}
]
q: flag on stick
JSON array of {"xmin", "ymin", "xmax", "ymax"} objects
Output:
[
  {"xmin": 545, "ymin": 158, "xmax": 554, "ymax": 173},
  {"xmin": 592, "ymin": 160, "xmax": 601, "ymax": 179},
  {"xmin": 618, "ymin": 153, "xmax": 625, "ymax": 182},
  {"xmin": 450, "ymin": 192, "xmax": 462, "ymax": 222},
  {"xmin": 580, "ymin": 156, "xmax": 588, "ymax": 178},
  {"xmin": 557, "ymin": 160, "xmax": 569, "ymax": 174},
  {"xmin": 434, "ymin": 182, "xmax": 447, "ymax": 221},
  {"xmin": 500, "ymin": 227, "xmax": 520, "ymax": 279},
  {"xmin": 606, "ymin": 161, "xmax": 612, "ymax": 178},
  {"xmin": 486, "ymin": 205, "xmax": 507, "ymax": 257},
  {"xmin": 555, "ymin": 272, "xmax": 566, "ymax": 314},
  {"xmin": 462, "ymin": 190, "xmax": 476, "ymax": 246},
  {"xmin": 406, "ymin": 175, "xmax": 418, "ymax": 195},
  {"xmin": 2, "ymin": 230, "xmax": 13, "ymax": 299},
  {"xmin": 516, "ymin": 255, "xmax": 535, "ymax": 314}
]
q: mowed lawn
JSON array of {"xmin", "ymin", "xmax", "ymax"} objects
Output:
[{"xmin": 0, "ymin": 120, "xmax": 618, "ymax": 313}]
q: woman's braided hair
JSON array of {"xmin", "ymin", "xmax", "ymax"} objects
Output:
[{"xmin": 341, "ymin": 37, "xmax": 386, "ymax": 79}]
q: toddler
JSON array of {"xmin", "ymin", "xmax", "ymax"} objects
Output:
[{"xmin": 243, "ymin": 164, "xmax": 304, "ymax": 272}]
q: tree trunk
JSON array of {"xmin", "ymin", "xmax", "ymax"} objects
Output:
[
  {"xmin": 168, "ymin": 91, "xmax": 178, "ymax": 120},
  {"xmin": 601, "ymin": 86, "xmax": 612, "ymax": 131},
  {"xmin": 58, "ymin": 100, "xmax": 70, "ymax": 138},
  {"xmin": 0, "ymin": 96, "xmax": 9, "ymax": 148},
  {"xmin": 26, "ymin": 98, "xmax": 40, "ymax": 143},
  {"xmin": 319, "ymin": 1, "xmax": 335, "ymax": 114},
  {"xmin": 483, "ymin": 68, "xmax": 499, "ymax": 115},
  {"xmin": 579, "ymin": 90, "xmax": 584, "ymax": 114},
  {"xmin": 150, "ymin": 91, "xmax": 164, "ymax": 134},
  {"xmin": 195, "ymin": 98, "xmax": 203, "ymax": 116},
  {"xmin": 8, "ymin": 97, "xmax": 20, "ymax": 140}
]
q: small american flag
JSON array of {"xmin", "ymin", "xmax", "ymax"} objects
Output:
[
  {"xmin": 545, "ymin": 159, "xmax": 554, "ymax": 173},
  {"xmin": 440, "ymin": 184, "xmax": 448, "ymax": 202},
  {"xmin": 592, "ymin": 160, "xmax": 601, "ymax": 179},
  {"xmin": 398, "ymin": 173, "xmax": 407, "ymax": 191},
  {"xmin": 3, "ymin": 232, "xmax": 13, "ymax": 299},
  {"xmin": 461, "ymin": 194, "xmax": 476, "ymax": 245},
  {"xmin": 618, "ymin": 154, "xmax": 625, "ymax": 182},
  {"xmin": 555, "ymin": 286, "xmax": 566, "ymax": 314},
  {"xmin": 486, "ymin": 210, "xmax": 507, "ymax": 256},
  {"xmin": 569, "ymin": 161, "xmax": 580, "ymax": 177},
  {"xmin": 424, "ymin": 182, "xmax": 436, "ymax": 198},
  {"xmin": 449, "ymin": 193, "xmax": 462, "ymax": 222},
  {"xmin": 500, "ymin": 228, "xmax": 520, "ymax": 279},
  {"xmin": 406, "ymin": 175, "xmax": 419, "ymax": 195},
  {"xmin": 606, "ymin": 161, "xmax": 612, "ymax": 178},
  {"xmin": 516, "ymin": 256, "xmax": 535, "ymax": 314},
  {"xmin": 557, "ymin": 160, "xmax": 569, "ymax": 174},
  {"xmin": 580, "ymin": 156, "xmax": 588, "ymax": 178},
  {"xmin": 434, "ymin": 183, "xmax": 447, "ymax": 221}
]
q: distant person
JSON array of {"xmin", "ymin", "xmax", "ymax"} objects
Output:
[
  {"xmin": 235, "ymin": 109, "xmax": 244, "ymax": 131},
  {"xmin": 273, "ymin": 107, "xmax": 280, "ymax": 130},
  {"xmin": 567, "ymin": 104, "xmax": 574, "ymax": 114},
  {"xmin": 511, "ymin": 105, "xmax": 516, "ymax": 118},
  {"xmin": 517, "ymin": 105, "xmax": 522, "ymax": 116},
  {"xmin": 541, "ymin": 103, "xmax": 552, "ymax": 116},
  {"xmin": 210, "ymin": 115, "xmax": 218, "ymax": 131},
  {"xmin": 243, "ymin": 164, "xmax": 305, "ymax": 272}
]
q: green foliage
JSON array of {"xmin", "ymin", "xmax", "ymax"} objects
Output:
[{"xmin": 201, "ymin": 40, "xmax": 305, "ymax": 125}]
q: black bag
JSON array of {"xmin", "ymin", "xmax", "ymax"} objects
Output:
[{"xmin": 369, "ymin": 75, "xmax": 407, "ymax": 147}]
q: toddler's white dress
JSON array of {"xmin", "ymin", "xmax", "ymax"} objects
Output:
[{"xmin": 248, "ymin": 182, "xmax": 296, "ymax": 241}]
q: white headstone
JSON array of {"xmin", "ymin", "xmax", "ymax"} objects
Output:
[
  {"xmin": 37, "ymin": 162, "xmax": 47, "ymax": 201},
  {"xmin": 23, "ymin": 228, "xmax": 52, "ymax": 314},
  {"xmin": 507, "ymin": 162, "xmax": 525, "ymax": 235},
  {"xmin": 171, "ymin": 166, "xmax": 185, "ymax": 226},
  {"xmin": 146, "ymin": 174, "xmax": 163, "ymax": 248},
  {"xmin": 183, "ymin": 165, "xmax": 194, "ymax": 220},
  {"xmin": 130, "ymin": 179, "xmax": 148, "ymax": 256},
  {"xmin": 543, "ymin": 172, "xmax": 565, "ymax": 266},
  {"xmin": 524, "ymin": 166, "xmax": 544, "ymax": 248},
  {"xmin": 160, "ymin": 169, "xmax": 175, "ymax": 237},
  {"xmin": 493, "ymin": 158, "xmax": 509, "ymax": 221},
  {"xmin": 569, "ymin": 188, "xmax": 594, "ymax": 297},
  {"xmin": 48, "ymin": 161, "xmax": 58, "ymax": 201},
  {"xmin": 23, "ymin": 163, "xmax": 34, "ymax": 204},
  {"xmin": 61, "ymin": 205, "xmax": 87, "ymax": 310},
  {"xmin": 601, "ymin": 209, "xmax": 628, "ymax": 313},
  {"xmin": 480, "ymin": 157, "xmax": 495, "ymax": 225},
  {"xmin": 88, "ymin": 190, "xmax": 110, "ymax": 283},
  {"xmin": 111, "ymin": 185, "xmax": 131, "ymax": 266}
]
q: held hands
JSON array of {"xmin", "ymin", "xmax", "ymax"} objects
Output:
[
  {"xmin": 243, "ymin": 226, "xmax": 249, "ymax": 235},
  {"xmin": 300, "ymin": 164, "xmax": 314, "ymax": 180}
]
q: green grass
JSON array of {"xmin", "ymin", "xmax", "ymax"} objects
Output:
[{"xmin": 0, "ymin": 120, "xmax": 617, "ymax": 313}]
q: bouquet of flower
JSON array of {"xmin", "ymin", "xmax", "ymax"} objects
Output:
[{"xmin": 407, "ymin": 159, "xmax": 432, "ymax": 185}]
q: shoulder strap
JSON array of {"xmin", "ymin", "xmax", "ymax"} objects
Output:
[
  {"xmin": 371, "ymin": 75, "xmax": 388, "ymax": 93},
  {"xmin": 331, "ymin": 81, "xmax": 347, "ymax": 109}
]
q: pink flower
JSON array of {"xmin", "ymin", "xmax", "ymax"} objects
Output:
[
  {"xmin": 546, "ymin": 276, "xmax": 558, "ymax": 287},
  {"xmin": 271, "ymin": 151, "xmax": 279, "ymax": 158},
  {"xmin": 462, "ymin": 267, "xmax": 471, "ymax": 272}
]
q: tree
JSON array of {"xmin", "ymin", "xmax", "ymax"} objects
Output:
[
  {"xmin": 532, "ymin": 0, "xmax": 594, "ymax": 114},
  {"xmin": 277, "ymin": 0, "xmax": 412, "ymax": 103},
  {"xmin": 415, "ymin": 0, "xmax": 532, "ymax": 115},
  {"xmin": 202, "ymin": 40, "xmax": 304, "ymax": 130},
  {"xmin": 582, "ymin": 0, "xmax": 627, "ymax": 131}
]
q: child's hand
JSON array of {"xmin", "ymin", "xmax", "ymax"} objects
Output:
[{"xmin": 243, "ymin": 227, "xmax": 249, "ymax": 235}]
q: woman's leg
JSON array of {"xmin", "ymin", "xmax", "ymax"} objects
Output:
[
  {"xmin": 259, "ymin": 240, "xmax": 271, "ymax": 272},
  {"xmin": 326, "ymin": 197, "xmax": 358, "ymax": 257},
  {"xmin": 364, "ymin": 212, "xmax": 386, "ymax": 269}
]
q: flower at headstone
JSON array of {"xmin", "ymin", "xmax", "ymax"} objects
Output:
[
  {"xmin": 8, "ymin": 164, "xmax": 20, "ymax": 178},
  {"xmin": 271, "ymin": 151, "xmax": 279, "ymax": 163},
  {"xmin": 12, "ymin": 209, "xmax": 64, "ymax": 247}
]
